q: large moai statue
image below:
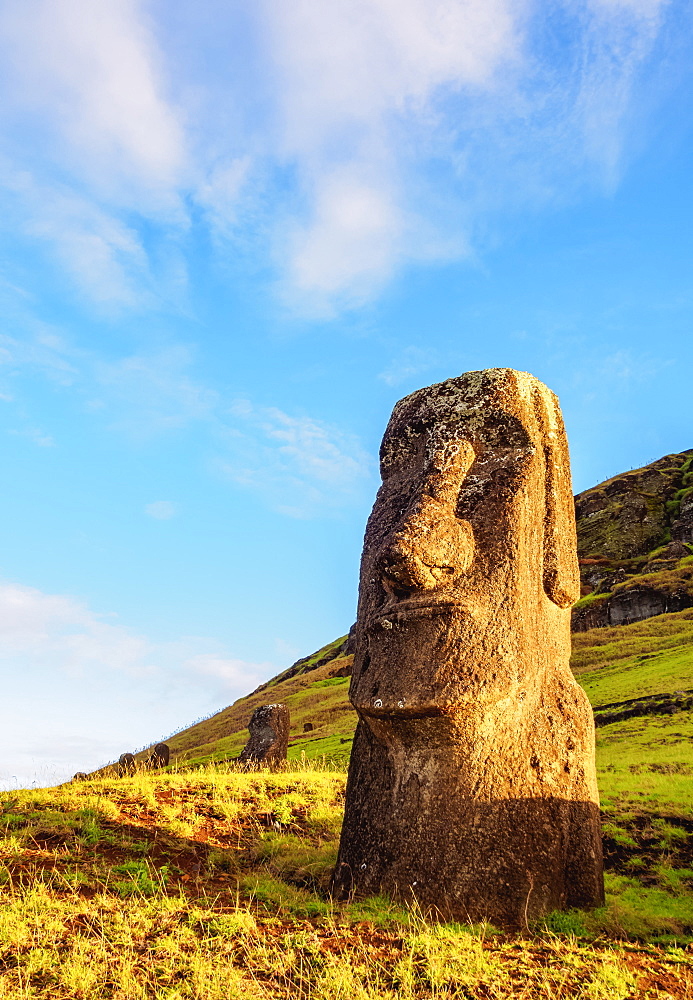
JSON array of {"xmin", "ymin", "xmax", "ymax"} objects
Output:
[
  {"xmin": 118, "ymin": 753, "xmax": 136, "ymax": 777},
  {"xmin": 331, "ymin": 369, "xmax": 604, "ymax": 927},
  {"xmin": 239, "ymin": 704, "xmax": 290, "ymax": 766}
]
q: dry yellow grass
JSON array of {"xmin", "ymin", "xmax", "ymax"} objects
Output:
[{"xmin": 2, "ymin": 766, "xmax": 693, "ymax": 999}]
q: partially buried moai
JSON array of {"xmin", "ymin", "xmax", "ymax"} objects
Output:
[
  {"xmin": 118, "ymin": 753, "xmax": 136, "ymax": 777},
  {"xmin": 239, "ymin": 705, "xmax": 290, "ymax": 766},
  {"xmin": 147, "ymin": 743, "xmax": 169, "ymax": 769},
  {"xmin": 331, "ymin": 368, "xmax": 604, "ymax": 927}
]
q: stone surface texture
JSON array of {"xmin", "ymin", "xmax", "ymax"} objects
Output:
[
  {"xmin": 332, "ymin": 368, "xmax": 604, "ymax": 926},
  {"xmin": 239, "ymin": 704, "xmax": 290, "ymax": 765}
]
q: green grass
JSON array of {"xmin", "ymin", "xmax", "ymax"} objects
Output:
[
  {"xmin": 572, "ymin": 592, "xmax": 612, "ymax": 611},
  {"xmin": 162, "ymin": 610, "xmax": 693, "ymax": 779},
  {"xmin": 3, "ymin": 766, "xmax": 693, "ymax": 998},
  {"xmin": 596, "ymin": 713, "xmax": 693, "ymax": 816},
  {"xmin": 37, "ymin": 605, "xmax": 691, "ymax": 995},
  {"xmin": 578, "ymin": 644, "xmax": 693, "ymax": 707},
  {"xmin": 571, "ymin": 609, "xmax": 693, "ymax": 706}
]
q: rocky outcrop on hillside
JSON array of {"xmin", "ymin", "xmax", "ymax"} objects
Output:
[
  {"xmin": 572, "ymin": 450, "xmax": 693, "ymax": 630},
  {"xmin": 575, "ymin": 450, "xmax": 693, "ymax": 562},
  {"xmin": 250, "ymin": 634, "xmax": 350, "ymax": 694}
]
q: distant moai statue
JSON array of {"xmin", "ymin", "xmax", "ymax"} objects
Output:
[
  {"xmin": 146, "ymin": 743, "xmax": 170, "ymax": 769},
  {"xmin": 73, "ymin": 772, "xmax": 88, "ymax": 782},
  {"xmin": 118, "ymin": 753, "xmax": 136, "ymax": 777},
  {"xmin": 239, "ymin": 705, "xmax": 290, "ymax": 766},
  {"xmin": 331, "ymin": 369, "xmax": 604, "ymax": 927},
  {"xmin": 303, "ymin": 722, "xmax": 314, "ymax": 732}
]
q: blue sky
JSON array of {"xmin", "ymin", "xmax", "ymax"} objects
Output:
[{"xmin": 0, "ymin": 0, "xmax": 691, "ymax": 787}]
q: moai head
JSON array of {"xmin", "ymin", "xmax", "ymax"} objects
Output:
[
  {"xmin": 349, "ymin": 368, "xmax": 581, "ymax": 717},
  {"xmin": 73, "ymin": 772, "xmax": 88, "ymax": 782},
  {"xmin": 149, "ymin": 743, "xmax": 169, "ymax": 769},
  {"xmin": 239, "ymin": 704, "xmax": 290, "ymax": 766},
  {"xmin": 118, "ymin": 752, "xmax": 136, "ymax": 777}
]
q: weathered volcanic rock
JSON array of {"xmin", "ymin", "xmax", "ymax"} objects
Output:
[
  {"xmin": 672, "ymin": 492, "xmax": 693, "ymax": 544},
  {"xmin": 73, "ymin": 772, "xmax": 88, "ymax": 782},
  {"xmin": 118, "ymin": 753, "xmax": 136, "ymax": 777},
  {"xmin": 575, "ymin": 451, "xmax": 693, "ymax": 563},
  {"xmin": 331, "ymin": 368, "xmax": 604, "ymax": 927},
  {"xmin": 147, "ymin": 743, "xmax": 170, "ymax": 769},
  {"xmin": 239, "ymin": 704, "xmax": 290, "ymax": 766},
  {"xmin": 572, "ymin": 567, "xmax": 693, "ymax": 632}
]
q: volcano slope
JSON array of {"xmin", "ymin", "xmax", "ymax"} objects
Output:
[
  {"xmin": 150, "ymin": 449, "xmax": 693, "ymax": 770},
  {"xmin": 3, "ymin": 452, "xmax": 693, "ymax": 996}
]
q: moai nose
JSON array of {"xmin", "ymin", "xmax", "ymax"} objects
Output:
[{"xmin": 379, "ymin": 493, "xmax": 475, "ymax": 593}]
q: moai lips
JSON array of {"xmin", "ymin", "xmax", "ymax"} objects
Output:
[{"xmin": 332, "ymin": 369, "xmax": 604, "ymax": 927}]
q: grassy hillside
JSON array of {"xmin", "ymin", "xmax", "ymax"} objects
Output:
[
  {"xmin": 137, "ymin": 609, "xmax": 693, "ymax": 777},
  {"xmin": 574, "ymin": 449, "xmax": 693, "ymax": 563},
  {"xmin": 572, "ymin": 609, "xmax": 693, "ymax": 708},
  {"xmin": 94, "ymin": 448, "xmax": 693, "ymax": 776},
  {"xmin": 10, "ymin": 450, "xmax": 692, "ymax": 996},
  {"xmin": 572, "ymin": 450, "xmax": 693, "ymax": 629},
  {"xmin": 2, "ymin": 763, "xmax": 693, "ymax": 999},
  {"xmin": 166, "ymin": 646, "xmax": 355, "ymax": 769},
  {"xmin": 6, "ymin": 598, "xmax": 693, "ymax": 997}
]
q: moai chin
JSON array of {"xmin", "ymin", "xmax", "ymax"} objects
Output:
[
  {"xmin": 239, "ymin": 705, "xmax": 290, "ymax": 766},
  {"xmin": 331, "ymin": 369, "xmax": 604, "ymax": 927}
]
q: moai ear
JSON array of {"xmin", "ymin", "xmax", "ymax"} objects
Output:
[{"xmin": 536, "ymin": 385, "xmax": 581, "ymax": 609}]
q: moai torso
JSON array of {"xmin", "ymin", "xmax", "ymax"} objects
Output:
[
  {"xmin": 332, "ymin": 368, "xmax": 603, "ymax": 926},
  {"xmin": 239, "ymin": 704, "xmax": 290, "ymax": 766}
]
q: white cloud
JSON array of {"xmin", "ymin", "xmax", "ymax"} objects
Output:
[
  {"xmin": 0, "ymin": 580, "xmax": 274, "ymax": 789},
  {"xmin": 184, "ymin": 653, "xmax": 265, "ymax": 687},
  {"xmin": 254, "ymin": 0, "xmax": 674, "ymax": 310},
  {"xmin": 0, "ymin": 323, "xmax": 78, "ymax": 386},
  {"xmin": 0, "ymin": 0, "xmax": 184, "ymax": 202},
  {"xmin": 283, "ymin": 171, "xmax": 403, "ymax": 315},
  {"xmin": 262, "ymin": 0, "xmax": 520, "ymax": 149},
  {"xmin": 0, "ymin": 298, "xmax": 374, "ymax": 518},
  {"xmin": 0, "ymin": 0, "xmax": 185, "ymax": 307},
  {"xmin": 7, "ymin": 427, "xmax": 54, "ymax": 447},
  {"xmin": 145, "ymin": 501, "xmax": 177, "ymax": 520},
  {"xmin": 0, "ymin": 0, "xmax": 678, "ymax": 312},
  {"xmin": 221, "ymin": 401, "xmax": 375, "ymax": 517},
  {"xmin": 8, "ymin": 173, "xmax": 152, "ymax": 308},
  {"xmin": 597, "ymin": 349, "xmax": 667, "ymax": 381},
  {"xmin": 262, "ymin": 0, "xmax": 522, "ymax": 307}
]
